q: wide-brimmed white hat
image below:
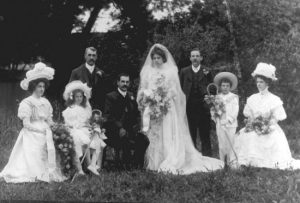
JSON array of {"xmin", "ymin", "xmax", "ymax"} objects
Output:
[
  {"xmin": 251, "ymin": 62, "xmax": 277, "ymax": 81},
  {"xmin": 214, "ymin": 72, "xmax": 238, "ymax": 91},
  {"xmin": 20, "ymin": 62, "xmax": 55, "ymax": 90},
  {"xmin": 63, "ymin": 80, "xmax": 91, "ymax": 101}
]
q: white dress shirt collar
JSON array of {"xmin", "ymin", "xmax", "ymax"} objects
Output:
[
  {"xmin": 118, "ymin": 88, "xmax": 127, "ymax": 97},
  {"xmin": 85, "ymin": 63, "xmax": 95, "ymax": 74},
  {"xmin": 192, "ymin": 64, "xmax": 201, "ymax": 73}
]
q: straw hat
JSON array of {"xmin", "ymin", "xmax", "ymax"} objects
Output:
[
  {"xmin": 251, "ymin": 62, "xmax": 277, "ymax": 81},
  {"xmin": 63, "ymin": 80, "xmax": 92, "ymax": 101},
  {"xmin": 213, "ymin": 72, "xmax": 238, "ymax": 91},
  {"xmin": 20, "ymin": 62, "xmax": 55, "ymax": 90}
]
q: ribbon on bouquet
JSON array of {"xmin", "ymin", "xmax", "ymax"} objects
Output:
[
  {"xmin": 142, "ymin": 106, "xmax": 151, "ymax": 132},
  {"xmin": 45, "ymin": 128, "xmax": 56, "ymax": 173}
]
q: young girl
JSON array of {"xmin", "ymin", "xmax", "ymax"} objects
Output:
[
  {"xmin": 89, "ymin": 110, "xmax": 107, "ymax": 172},
  {"xmin": 62, "ymin": 80, "xmax": 93, "ymax": 175},
  {"xmin": 211, "ymin": 72, "xmax": 239, "ymax": 163}
]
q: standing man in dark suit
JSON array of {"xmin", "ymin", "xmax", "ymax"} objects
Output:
[
  {"xmin": 104, "ymin": 73, "xmax": 149, "ymax": 169},
  {"xmin": 69, "ymin": 47, "xmax": 105, "ymax": 110},
  {"xmin": 179, "ymin": 48, "xmax": 213, "ymax": 156}
]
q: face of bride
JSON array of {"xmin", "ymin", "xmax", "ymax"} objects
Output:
[
  {"xmin": 256, "ymin": 77, "xmax": 268, "ymax": 91},
  {"xmin": 152, "ymin": 54, "xmax": 164, "ymax": 67},
  {"xmin": 33, "ymin": 82, "xmax": 45, "ymax": 97}
]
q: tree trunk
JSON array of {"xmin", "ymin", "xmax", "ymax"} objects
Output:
[
  {"xmin": 223, "ymin": 0, "xmax": 241, "ymax": 79},
  {"xmin": 83, "ymin": 2, "xmax": 103, "ymax": 34}
]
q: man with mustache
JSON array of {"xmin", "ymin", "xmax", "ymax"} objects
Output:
[
  {"xmin": 69, "ymin": 47, "xmax": 105, "ymax": 110},
  {"xmin": 179, "ymin": 48, "xmax": 213, "ymax": 156},
  {"xmin": 104, "ymin": 73, "xmax": 149, "ymax": 169}
]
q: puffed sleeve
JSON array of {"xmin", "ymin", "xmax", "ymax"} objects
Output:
[
  {"xmin": 62, "ymin": 107, "xmax": 74, "ymax": 127},
  {"xmin": 270, "ymin": 97, "xmax": 286, "ymax": 121},
  {"xmin": 18, "ymin": 98, "xmax": 45, "ymax": 134},
  {"xmin": 243, "ymin": 103, "xmax": 252, "ymax": 118},
  {"xmin": 243, "ymin": 95, "xmax": 256, "ymax": 118},
  {"xmin": 17, "ymin": 99, "xmax": 31, "ymax": 120}
]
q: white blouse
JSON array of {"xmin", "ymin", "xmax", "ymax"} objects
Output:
[{"xmin": 243, "ymin": 90, "xmax": 286, "ymax": 122}]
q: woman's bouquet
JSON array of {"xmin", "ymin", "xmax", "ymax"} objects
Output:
[
  {"xmin": 138, "ymin": 74, "xmax": 172, "ymax": 120},
  {"xmin": 51, "ymin": 123, "xmax": 77, "ymax": 178},
  {"xmin": 244, "ymin": 115, "xmax": 273, "ymax": 135}
]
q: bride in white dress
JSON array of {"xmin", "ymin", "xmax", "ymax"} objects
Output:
[
  {"xmin": 137, "ymin": 44, "xmax": 224, "ymax": 174},
  {"xmin": 0, "ymin": 62, "xmax": 66, "ymax": 183},
  {"xmin": 230, "ymin": 62, "xmax": 300, "ymax": 169}
]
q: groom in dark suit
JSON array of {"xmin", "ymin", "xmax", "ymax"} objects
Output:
[
  {"xmin": 69, "ymin": 47, "xmax": 105, "ymax": 110},
  {"xmin": 104, "ymin": 73, "xmax": 149, "ymax": 169},
  {"xmin": 179, "ymin": 48, "xmax": 213, "ymax": 156}
]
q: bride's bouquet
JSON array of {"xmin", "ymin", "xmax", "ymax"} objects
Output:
[
  {"xmin": 244, "ymin": 115, "xmax": 273, "ymax": 135},
  {"xmin": 138, "ymin": 73, "xmax": 173, "ymax": 132},
  {"xmin": 138, "ymin": 74, "xmax": 172, "ymax": 120}
]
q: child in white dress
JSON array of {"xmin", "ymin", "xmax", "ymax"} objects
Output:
[
  {"xmin": 210, "ymin": 72, "xmax": 239, "ymax": 163},
  {"xmin": 89, "ymin": 110, "xmax": 107, "ymax": 172},
  {"xmin": 62, "ymin": 81, "xmax": 93, "ymax": 175}
]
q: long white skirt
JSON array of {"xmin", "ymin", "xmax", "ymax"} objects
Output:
[
  {"xmin": 230, "ymin": 124, "xmax": 300, "ymax": 169},
  {"xmin": 0, "ymin": 122, "xmax": 66, "ymax": 183},
  {"xmin": 145, "ymin": 103, "xmax": 224, "ymax": 174}
]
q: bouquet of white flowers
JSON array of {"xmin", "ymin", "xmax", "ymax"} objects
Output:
[{"xmin": 138, "ymin": 74, "xmax": 173, "ymax": 131}]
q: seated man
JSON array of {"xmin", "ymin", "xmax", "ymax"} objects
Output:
[{"xmin": 103, "ymin": 73, "xmax": 149, "ymax": 169}]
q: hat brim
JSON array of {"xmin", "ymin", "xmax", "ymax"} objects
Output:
[
  {"xmin": 214, "ymin": 72, "xmax": 238, "ymax": 91},
  {"xmin": 63, "ymin": 81, "xmax": 92, "ymax": 101}
]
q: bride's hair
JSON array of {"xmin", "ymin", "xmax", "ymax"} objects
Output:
[{"xmin": 150, "ymin": 46, "xmax": 167, "ymax": 63}]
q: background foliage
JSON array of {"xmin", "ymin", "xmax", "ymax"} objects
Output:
[{"xmin": 0, "ymin": 0, "xmax": 300, "ymax": 121}]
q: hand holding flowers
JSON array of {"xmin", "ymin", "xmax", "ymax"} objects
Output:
[
  {"xmin": 138, "ymin": 73, "xmax": 173, "ymax": 120},
  {"xmin": 244, "ymin": 115, "xmax": 273, "ymax": 135},
  {"xmin": 205, "ymin": 95, "xmax": 226, "ymax": 118}
]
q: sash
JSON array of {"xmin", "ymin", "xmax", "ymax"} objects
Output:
[{"xmin": 45, "ymin": 129, "xmax": 56, "ymax": 173}]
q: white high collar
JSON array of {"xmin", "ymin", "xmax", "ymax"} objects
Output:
[
  {"xmin": 192, "ymin": 64, "xmax": 201, "ymax": 73},
  {"xmin": 85, "ymin": 63, "xmax": 95, "ymax": 74},
  {"xmin": 118, "ymin": 88, "xmax": 127, "ymax": 97}
]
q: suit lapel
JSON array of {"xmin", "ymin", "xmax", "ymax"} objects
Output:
[
  {"xmin": 187, "ymin": 66, "xmax": 193, "ymax": 81},
  {"xmin": 82, "ymin": 65, "xmax": 92, "ymax": 85},
  {"xmin": 197, "ymin": 67, "xmax": 204, "ymax": 81}
]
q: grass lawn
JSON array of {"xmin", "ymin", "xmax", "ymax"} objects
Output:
[{"xmin": 1, "ymin": 114, "xmax": 300, "ymax": 202}]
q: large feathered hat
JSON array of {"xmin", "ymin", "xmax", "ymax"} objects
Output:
[
  {"xmin": 251, "ymin": 62, "xmax": 277, "ymax": 81},
  {"xmin": 20, "ymin": 62, "xmax": 55, "ymax": 90},
  {"xmin": 63, "ymin": 80, "xmax": 92, "ymax": 101}
]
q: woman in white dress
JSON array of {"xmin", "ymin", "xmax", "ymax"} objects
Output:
[
  {"xmin": 0, "ymin": 62, "xmax": 66, "ymax": 183},
  {"xmin": 230, "ymin": 62, "xmax": 300, "ymax": 169},
  {"xmin": 137, "ymin": 44, "xmax": 224, "ymax": 174}
]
